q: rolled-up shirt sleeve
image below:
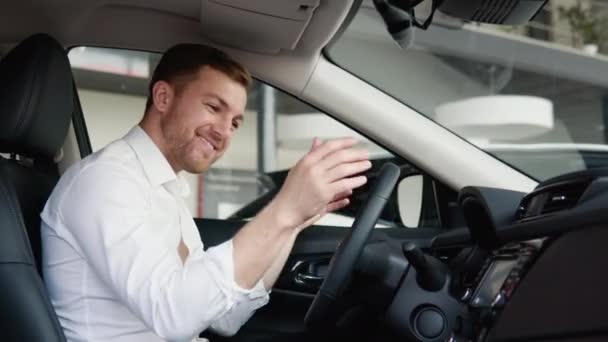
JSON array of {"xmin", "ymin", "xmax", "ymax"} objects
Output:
[
  {"xmin": 57, "ymin": 162, "xmax": 269, "ymax": 341},
  {"xmin": 204, "ymin": 240, "xmax": 269, "ymax": 336}
]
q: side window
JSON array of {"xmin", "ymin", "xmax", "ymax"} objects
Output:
[{"xmin": 69, "ymin": 47, "xmax": 450, "ymax": 229}]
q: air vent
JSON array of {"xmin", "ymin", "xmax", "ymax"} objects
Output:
[
  {"xmin": 438, "ymin": 0, "xmax": 548, "ymax": 25},
  {"xmin": 540, "ymin": 185, "xmax": 586, "ymax": 214},
  {"xmin": 472, "ymin": 0, "xmax": 518, "ymax": 24},
  {"xmin": 515, "ymin": 180, "xmax": 590, "ymax": 221}
]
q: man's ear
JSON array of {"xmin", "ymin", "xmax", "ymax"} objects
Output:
[{"xmin": 151, "ymin": 80, "xmax": 173, "ymax": 113}]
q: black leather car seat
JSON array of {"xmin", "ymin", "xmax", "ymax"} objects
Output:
[{"xmin": 0, "ymin": 33, "xmax": 74, "ymax": 342}]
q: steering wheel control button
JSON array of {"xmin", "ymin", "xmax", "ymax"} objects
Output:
[{"xmin": 414, "ymin": 307, "xmax": 445, "ymax": 340}]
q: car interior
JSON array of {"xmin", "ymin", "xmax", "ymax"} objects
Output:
[{"xmin": 2, "ymin": 0, "xmax": 608, "ymax": 341}]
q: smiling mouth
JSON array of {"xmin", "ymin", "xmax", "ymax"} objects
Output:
[{"xmin": 198, "ymin": 136, "xmax": 217, "ymax": 151}]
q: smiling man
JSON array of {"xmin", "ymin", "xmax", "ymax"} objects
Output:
[{"xmin": 40, "ymin": 44, "xmax": 371, "ymax": 342}]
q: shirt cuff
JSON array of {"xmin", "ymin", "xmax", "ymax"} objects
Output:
[{"xmin": 206, "ymin": 239, "xmax": 270, "ymax": 305}]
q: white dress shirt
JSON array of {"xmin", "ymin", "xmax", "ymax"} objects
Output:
[{"xmin": 41, "ymin": 126, "xmax": 269, "ymax": 342}]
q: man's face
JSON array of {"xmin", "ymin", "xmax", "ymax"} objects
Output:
[{"xmin": 160, "ymin": 66, "xmax": 247, "ymax": 173}]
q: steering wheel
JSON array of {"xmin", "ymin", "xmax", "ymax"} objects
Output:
[{"xmin": 304, "ymin": 162, "xmax": 401, "ymax": 328}]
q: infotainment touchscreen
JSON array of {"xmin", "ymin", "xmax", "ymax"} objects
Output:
[{"xmin": 470, "ymin": 259, "xmax": 518, "ymax": 307}]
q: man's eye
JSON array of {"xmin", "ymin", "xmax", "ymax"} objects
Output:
[
  {"xmin": 205, "ymin": 104, "xmax": 218, "ymax": 113},
  {"xmin": 232, "ymin": 120, "xmax": 240, "ymax": 130}
]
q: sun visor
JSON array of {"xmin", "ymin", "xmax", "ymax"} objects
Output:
[{"xmin": 200, "ymin": 0, "xmax": 320, "ymax": 54}]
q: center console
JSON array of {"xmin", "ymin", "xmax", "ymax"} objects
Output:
[
  {"xmin": 461, "ymin": 242, "xmax": 540, "ymax": 340},
  {"xmin": 469, "ymin": 243, "xmax": 539, "ymax": 307}
]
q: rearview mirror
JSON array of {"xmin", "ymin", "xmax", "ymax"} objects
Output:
[{"xmin": 397, "ymin": 174, "xmax": 424, "ymax": 228}]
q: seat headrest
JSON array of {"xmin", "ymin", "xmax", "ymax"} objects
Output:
[{"xmin": 0, "ymin": 33, "xmax": 74, "ymax": 160}]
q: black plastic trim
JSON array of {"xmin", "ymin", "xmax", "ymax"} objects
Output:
[
  {"xmin": 433, "ymin": 174, "xmax": 608, "ymax": 249},
  {"xmin": 70, "ymin": 81, "xmax": 93, "ymax": 158}
]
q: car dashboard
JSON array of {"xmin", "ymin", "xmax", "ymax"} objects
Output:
[{"xmin": 391, "ymin": 168, "xmax": 608, "ymax": 341}]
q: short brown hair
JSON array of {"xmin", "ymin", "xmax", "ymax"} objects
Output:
[{"xmin": 145, "ymin": 44, "xmax": 251, "ymax": 112}]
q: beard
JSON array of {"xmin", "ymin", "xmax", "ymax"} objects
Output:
[{"xmin": 160, "ymin": 115, "xmax": 219, "ymax": 174}]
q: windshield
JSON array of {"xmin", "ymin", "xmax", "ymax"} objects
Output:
[{"xmin": 327, "ymin": 0, "xmax": 608, "ymax": 181}]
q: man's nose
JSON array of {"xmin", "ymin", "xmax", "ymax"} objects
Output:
[
  {"xmin": 223, "ymin": 120, "xmax": 233, "ymax": 135},
  {"xmin": 212, "ymin": 118, "xmax": 232, "ymax": 139}
]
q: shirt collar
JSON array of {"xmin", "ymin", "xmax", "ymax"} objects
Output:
[{"xmin": 123, "ymin": 126, "xmax": 190, "ymax": 197}]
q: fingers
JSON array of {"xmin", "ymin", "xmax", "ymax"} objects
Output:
[
  {"xmin": 326, "ymin": 189, "xmax": 354, "ymax": 213},
  {"xmin": 332, "ymin": 189, "xmax": 353, "ymax": 202},
  {"xmin": 330, "ymin": 175, "xmax": 368, "ymax": 195},
  {"xmin": 283, "ymin": 137, "xmax": 368, "ymax": 230},
  {"xmin": 306, "ymin": 137, "xmax": 358, "ymax": 164},
  {"xmin": 310, "ymin": 137, "xmax": 321, "ymax": 152},
  {"xmin": 326, "ymin": 198, "xmax": 350, "ymax": 213},
  {"xmin": 326, "ymin": 160, "xmax": 372, "ymax": 183},
  {"xmin": 319, "ymin": 148, "xmax": 369, "ymax": 172}
]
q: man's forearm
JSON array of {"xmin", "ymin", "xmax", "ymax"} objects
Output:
[
  {"xmin": 263, "ymin": 228, "xmax": 298, "ymax": 289},
  {"xmin": 232, "ymin": 200, "xmax": 296, "ymax": 289},
  {"xmin": 262, "ymin": 214, "xmax": 321, "ymax": 289}
]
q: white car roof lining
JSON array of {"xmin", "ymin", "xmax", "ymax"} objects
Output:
[{"xmin": 0, "ymin": 0, "xmax": 353, "ymax": 95}]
